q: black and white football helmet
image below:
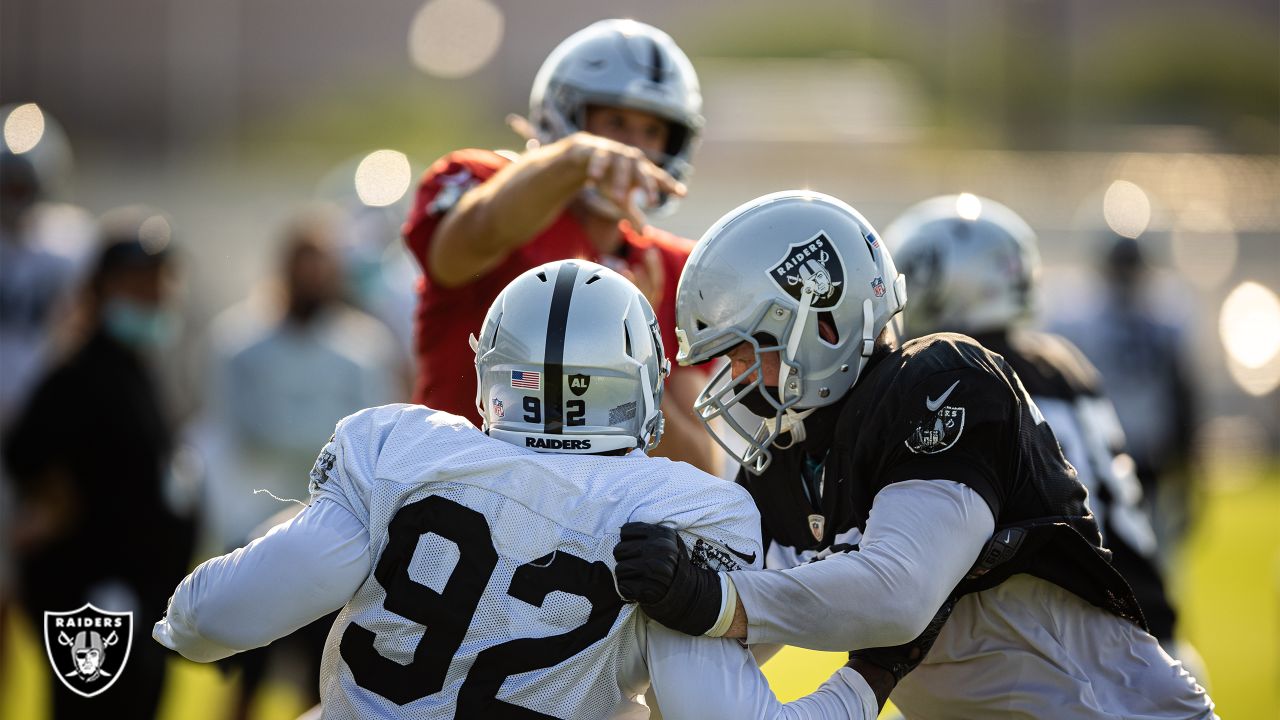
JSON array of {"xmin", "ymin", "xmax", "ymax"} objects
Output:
[
  {"xmin": 529, "ymin": 19, "xmax": 703, "ymax": 216},
  {"xmin": 473, "ymin": 260, "xmax": 668, "ymax": 454},
  {"xmin": 882, "ymin": 193, "xmax": 1040, "ymax": 337},
  {"xmin": 674, "ymin": 190, "xmax": 907, "ymax": 474}
]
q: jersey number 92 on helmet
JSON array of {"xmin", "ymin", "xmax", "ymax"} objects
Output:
[{"xmin": 473, "ymin": 259, "xmax": 669, "ymax": 454}]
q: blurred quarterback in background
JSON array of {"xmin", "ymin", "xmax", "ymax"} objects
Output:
[{"xmin": 401, "ymin": 19, "xmax": 719, "ymax": 474}]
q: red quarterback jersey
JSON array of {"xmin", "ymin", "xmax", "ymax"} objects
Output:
[{"xmin": 403, "ymin": 148, "xmax": 700, "ymax": 425}]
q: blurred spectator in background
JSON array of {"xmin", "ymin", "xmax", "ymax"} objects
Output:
[
  {"xmin": 1053, "ymin": 234, "xmax": 1199, "ymax": 565},
  {"xmin": 884, "ymin": 194, "xmax": 1179, "ymax": 647},
  {"xmin": 201, "ymin": 206, "xmax": 405, "ymax": 551},
  {"xmin": 0, "ymin": 119, "xmax": 94, "ymax": 683},
  {"xmin": 403, "ymin": 19, "xmax": 718, "ymax": 474},
  {"xmin": 3, "ymin": 206, "xmax": 196, "ymax": 719},
  {"xmin": 196, "ymin": 206, "xmax": 404, "ymax": 717},
  {"xmin": 0, "ymin": 151, "xmax": 92, "ymax": 429}
]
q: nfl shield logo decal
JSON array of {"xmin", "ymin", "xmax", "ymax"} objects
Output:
[
  {"xmin": 44, "ymin": 604, "xmax": 133, "ymax": 698},
  {"xmin": 807, "ymin": 513, "xmax": 826, "ymax": 543},
  {"xmin": 767, "ymin": 232, "xmax": 846, "ymax": 309}
]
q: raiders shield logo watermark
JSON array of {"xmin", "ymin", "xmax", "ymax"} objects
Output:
[
  {"xmin": 568, "ymin": 374, "xmax": 591, "ymax": 396},
  {"xmin": 44, "ymin": 604, "xmax": 133, "ymax": 698},
  {"xmin": 767, "ymin": 232, "xmax": 845, "ymax": 309}
]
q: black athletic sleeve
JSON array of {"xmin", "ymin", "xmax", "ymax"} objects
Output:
[{"xmin": 874, "ymin": 367, "xmax": 1014, "ymax": 519}]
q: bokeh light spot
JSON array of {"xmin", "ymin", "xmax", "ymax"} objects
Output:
[
  {"xmin": 138, "ymin": 214, "xmax": 173, "ymax": 254},
  {"xmin": 1103, "ymin": 180, "xmax": 1151, "ymax": 239},
  {"xmin": 955, "ymin": 193, "xmax": 982, "ymax": 221},
  {"xmin": 354, "ymin": 150, "xmax": 412, "ymax": 207},
  {"xmin": 4, "ymin": 103, "xmax": 46, "ymax": 154},
  {"xmin": 408, "ymin": 0, "xmax": 504, "ymax": 79},
  {"xmin": 1219, "ymin": 281, "xmax": 1280, "ymax": 370}
]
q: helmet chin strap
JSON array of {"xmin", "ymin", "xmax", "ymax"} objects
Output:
[
  {"xmin": 770, "ymin": 288, "xmax": 817, "ymax": 448},
  {"xmin": 779, "ymin": 287, "xmax": 815, "ymax": 392},
  {"xmin": 767, "ymin": 295, "xmax": 878, "ymax": 451},
  {"xmin": 861, "ymin": 298, "xmax": 876, "ymax": 357},
  {"xmin": 769, "ymin": 406, "xmax": 815, "ymax": 448}
]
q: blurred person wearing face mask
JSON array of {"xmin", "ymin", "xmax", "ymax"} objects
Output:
[{"xmin": 3, "ymin": 205, "xmax": 196, "ymax": 719}]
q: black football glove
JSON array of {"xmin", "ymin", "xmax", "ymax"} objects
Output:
[
  {"xmin": 848, "ymin": 595, "xmax": 957, "ymax": 682},
  {"xmin": 613, "ymin": 522, "xmax": 723, "ymax": 637}
]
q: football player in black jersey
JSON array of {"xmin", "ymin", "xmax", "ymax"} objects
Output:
[
  {"xmin": 882, "ymin": 193, "xmax": 1182, "ymax": 648},
  {"xmin": 612, "ymin": 190, "xmax": 1216, "ymax": 717}
]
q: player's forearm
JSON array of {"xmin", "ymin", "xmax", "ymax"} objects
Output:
[
  {"xmin": 846, "ymin": 657, "xmax": 897, "ymax": 708},
  {"xmin": 152, "ymin": 499, "xmax": 370, "ymax": 661},
  {"xmin": 645, "ymin": 621, "xmax": 878, "ymax": 720},
  {"xmin": 647, "ymin": 369, "xmax": 719, "ymax": 473},
  {"xmin": 433, "ymin": 138, "xmax": 589, "ymax": 273},
  {"xmin": 648, "ymin": 399, "xmax": 718, "ymax": 474},
  {"xmin": 729, "ymin": 480, "xmax": 993, "ymax": 650}
]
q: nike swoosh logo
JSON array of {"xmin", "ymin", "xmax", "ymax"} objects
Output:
[
  {"xmin": 724, "ymin": 544, "xmax": 757, "ymax": 565},
  {"xmin": 925, "ymin": 380, "xmax": 961, "ymax": 412}
]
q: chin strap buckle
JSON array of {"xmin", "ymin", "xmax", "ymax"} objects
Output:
[{"xmin": 860, "ymin": 298, "xmax": 876, "ymax": 356}]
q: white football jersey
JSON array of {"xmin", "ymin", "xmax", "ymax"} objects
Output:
[{"xmin": 307, "ymin": 404, "xmax": 764, "ymax": 719}]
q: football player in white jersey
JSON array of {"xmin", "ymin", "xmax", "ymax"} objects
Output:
[{"xmin": 154, "ymin": 259, "xmax": 895, "ymax": 718}]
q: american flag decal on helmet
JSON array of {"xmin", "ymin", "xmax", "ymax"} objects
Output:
[{"xmin": 511, "ymin": 371, "xmax": 541, "ymax": 390}]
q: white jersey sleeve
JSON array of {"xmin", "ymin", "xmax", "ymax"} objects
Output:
[
  {"xmin": 152, "ymin": 497, "xmax": 369, "ymax": 662},
  {"xmin": 642, "ymin": 619, "xmax": 878, "ymax": 719}
]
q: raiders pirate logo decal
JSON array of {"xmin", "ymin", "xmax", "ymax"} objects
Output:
[
  {"xmin": 308, "ymin": 442, "xmax": 336, "ymax": 488},
  {"xmin": 44, "ymin": 604, "xmax": 133, "ymax": 698},
  {"xmin": 767, "ymin": 232, "xmax": 845, "ymax": 309},
  {"xmin": 905, "ymin": 390, "xmax": 966, "ymax": 455},
  {"xmin": 568, "ymin": 374, "xmax": 591, "ymax": 396}
]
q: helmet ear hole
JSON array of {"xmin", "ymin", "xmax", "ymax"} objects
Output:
[
  {"xmin": 623, "ymin": 321, "xmax": 633, "ymax": 357},
  {"xmin": 817, "ymin": 312, "xmax": 840, "ymax": 345}
]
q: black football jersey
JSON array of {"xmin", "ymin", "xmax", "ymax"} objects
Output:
[
  {"xmin": 974, "ymin": 329, "xmax": 1175, "ymax": 639},
  {"xmin": 738, "ymin": 332, "xmax": 1146, "ymax": 629}
]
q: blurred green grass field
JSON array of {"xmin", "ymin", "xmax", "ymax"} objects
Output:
[{"xmin": 4, "ymin": 464, "xmax": 1277, "ymax": 719}]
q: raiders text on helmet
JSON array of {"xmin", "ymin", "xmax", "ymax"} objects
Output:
[
  {"xmin": 474, "ymin": 260, "xmax": 668, "ymax": 454},
  {"xmin": 529, "ymin": 19, "xmax": 703, "ymax": 215},
  {"xmin": 883, "ymin": 193, "xmax": 1040, "ymax": 338},
  {"xmin": 674, "ymin": 190, "xmax": 907, "ymax": 473}
]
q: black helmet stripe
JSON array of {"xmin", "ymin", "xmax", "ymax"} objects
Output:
[
  {"xmin": 542, "ymin": 262, "xmax": 578, "ymax": 434},
  {"xmin": 649, "ymin": 38, "xmax": 664, "ymax": 83}
]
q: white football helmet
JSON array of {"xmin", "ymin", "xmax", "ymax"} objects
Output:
[
  {"xmin": 474, "ymin": 260, "xmax": 668, "ymax": 454},
  {"xmin": 675, "ymin": 190, "xmax": 907, "ymax": 474},
  {"xmin": 882, "ymin": 193, "xmax": 1040, "ymax": 337},
  {"xmin": 529, "ymin": 19, "xmax": 703, "ymax": 215}
]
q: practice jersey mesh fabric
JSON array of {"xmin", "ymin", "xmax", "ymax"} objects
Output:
[{"xmin": 307, "ymin": 404, "xmax": 762, "ymax": 719}]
